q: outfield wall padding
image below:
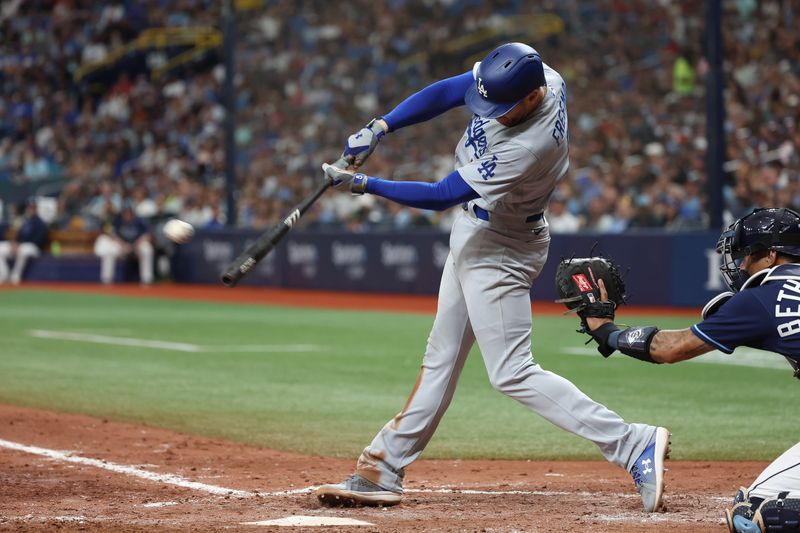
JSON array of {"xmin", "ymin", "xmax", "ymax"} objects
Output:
[{"xmin": 173, "ymin": 229, "xmax": 724, "ymax": 307}]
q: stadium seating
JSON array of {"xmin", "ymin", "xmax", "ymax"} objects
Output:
[{"xmin": 0, "ymin": 1, "xmax": 796, "ymax": 238}]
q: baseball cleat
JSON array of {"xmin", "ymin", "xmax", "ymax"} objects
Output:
[
  {"xmin": 316, "ymin": 474, "xmax": 402, "ymax": 507},
  {"xmin": 630, "ymin": 426, "xmax": 670, "ymax": 512}
]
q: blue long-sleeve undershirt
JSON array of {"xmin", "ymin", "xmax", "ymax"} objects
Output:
[
  {"xmin": 382, "ymin": 72, "xmax": 472, "ymax": 131},
  {"xmin": 364, "ymin": 170, "xmax": 479, "ymax": 211}
]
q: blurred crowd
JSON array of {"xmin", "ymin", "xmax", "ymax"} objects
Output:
[{"xmin": 1, "ymin": 0, "xmax": 798, "ymax": 236}]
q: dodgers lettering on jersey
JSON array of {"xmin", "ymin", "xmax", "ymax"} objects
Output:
[
  {"xmin": 464, "ymin": 117, "xmax": 490, "ymax": 160},
  {"xmin": 691, "ymin": 263, "xmax": 800, "ymax": 364},
  {"xmin": 454, "ymin": 64, "xmax": 570, "ymax": 219}
]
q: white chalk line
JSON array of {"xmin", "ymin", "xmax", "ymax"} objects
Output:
[
  {"xmin": 247, "ymin": 486, "xmax": 616, "ymax": 498},
  {"xmin": 0, "ymin": 438, "xmax": 253, "ymax": 497},
  {"xmin": 592, "ymin": 512, "xmax": 725, "ymax": 524},
  {"xmin": 27, "ymin": 329, "xmax": 319, "ymax": 353},
  {"xmin": 260, "ymin": 485, "xmax": 728, "ymax": 507},
  {"xmin": 3, "ymin": 514, "xmax": 86, "ymax": 524},
  {"xmin": 561, "ymin": 345, "xmax": 791, "ymax": 370},
  {"xmin": 50, "ymin": 516, "xmax": 87, "ymax": 522},
  {"xmin": 142, "ymin": 501, "xmax": 179, "ymax": 508}
]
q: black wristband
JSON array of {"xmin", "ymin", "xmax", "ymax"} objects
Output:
[
  {"xmin": 588, "ymin": 322, "xmax": 620, "ymax": 358},
  {"xmin": 615, "ymin": 326, "xmax": 660, "ymax": 363}
]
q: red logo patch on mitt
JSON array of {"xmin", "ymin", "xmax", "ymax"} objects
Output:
[{"xmin": 572, "ymin": 274, "xmax": 594, "ymax": 293}]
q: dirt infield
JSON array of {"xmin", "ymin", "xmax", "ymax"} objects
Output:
[{"xmin": 0, "ymin": 404, "xmax": 761, "ymax": 532}]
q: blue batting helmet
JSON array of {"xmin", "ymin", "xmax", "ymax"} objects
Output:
[{"xmin": 464, "ymin": 42, "xmax": 546, "ymax": 119}]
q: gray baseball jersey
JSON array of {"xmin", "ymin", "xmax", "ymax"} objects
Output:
[
  {"xmin": 456, "ymin": 64, "xmax": 570, "ymax": 220},
  {"xmin": 354, "ymin": 63, "xmax": 658, "ymax": 493}
]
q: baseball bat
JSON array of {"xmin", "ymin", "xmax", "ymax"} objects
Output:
[{"xmin": 220, "ymin": 174, "xmax": 333, "ymax": 288}]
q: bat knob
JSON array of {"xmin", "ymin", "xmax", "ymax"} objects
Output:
[{"xmin": 220, "ymin": 271, "xmax": 239, "ymax": 288}]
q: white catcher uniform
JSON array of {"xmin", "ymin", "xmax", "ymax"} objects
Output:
[{"xmin": 354, "ymin": 64, "xmax": 659, "ymax": 492}]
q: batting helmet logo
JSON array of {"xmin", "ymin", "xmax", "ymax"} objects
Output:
[
  {"xmin": 477, "ymin": 78, "xmax": 488, "ymax": 98},
  {"xmin": 465, "ymin": 42, "xmax": 546, "ymax": 119}
]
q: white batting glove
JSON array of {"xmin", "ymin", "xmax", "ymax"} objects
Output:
[
  {"xmin": 322, "ymin": 160, "xmax": 368, "ymax": 194},
  {"xmin": 322, "ymin": 159, "xmax": 355, "ymax": 191},
  {"xmin": 341, "ymin": 118, "xmax": 387, "ymax": 168}
]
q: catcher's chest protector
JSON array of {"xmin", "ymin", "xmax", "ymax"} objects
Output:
[{"xmin": 699, "ymin": 263, "xmax": 800, "ymax": 376}]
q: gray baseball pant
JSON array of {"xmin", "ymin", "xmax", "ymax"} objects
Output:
[{"xmin": 356, "ymin": 211, "xmax": 656, "ymax": 492}]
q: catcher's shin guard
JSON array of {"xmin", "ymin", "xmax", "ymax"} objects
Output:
[
  {"xmin": 754, "ymin": 493, "xmax": 800, "ymax": 532},
  {"xmin": 725, "ymin": 487, "xmax": 762, "ymax": 533}
]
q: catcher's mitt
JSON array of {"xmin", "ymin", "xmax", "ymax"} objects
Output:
[{"xmin": 555, "ymin": 257, "xmax": 626, "ymax": 331}]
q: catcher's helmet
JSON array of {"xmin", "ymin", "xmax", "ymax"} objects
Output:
[
  {"xmin": 717, "ymin": 207, "xmax": 800, "ymax": 290},
  {"xmin": 465, "ymin": 42, "xmax": 546, "ymax": 119}
]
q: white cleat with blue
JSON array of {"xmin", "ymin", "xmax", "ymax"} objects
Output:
[{"xmin": 630, "ymin": 426, "xmax": 671, "ymax": 512}]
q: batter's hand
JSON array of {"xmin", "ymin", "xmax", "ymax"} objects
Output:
[
  {"xmin": 322, "ymin": 159, "xmax": 368, "ymax": 194},
  {"xmin": 322, "ymin": 159, "xmax": 352, "ymax": 191},
  {"xmin": 342, "ymin": 118, "xmax": 387, "ymax": 168}
]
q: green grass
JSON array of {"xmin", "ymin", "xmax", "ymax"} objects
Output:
[{"xmin": 0, "ymin": 289, "xmax": 795, "ymax": 461}]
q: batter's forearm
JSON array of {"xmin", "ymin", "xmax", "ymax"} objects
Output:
[{"xmin": 364, "ymin": 170, "xmax": 479, "ymax": 211}]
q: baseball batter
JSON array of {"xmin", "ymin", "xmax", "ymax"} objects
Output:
[
  {"xmin": 317, "ymin": 42, "xmax": 669, "ymax": 512},
  {"xmin": 578, "ymin": 207, "xmax": 800, "ymax": 533}
]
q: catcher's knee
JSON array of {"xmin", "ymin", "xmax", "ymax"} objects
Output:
[{"xmin": 726, "ymin": 488, "xmax": 800, "ymax": 533}]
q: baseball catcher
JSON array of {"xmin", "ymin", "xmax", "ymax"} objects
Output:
[{"xmin": 558, "ymin": 208, "xmax": 800, "ymax": 533}]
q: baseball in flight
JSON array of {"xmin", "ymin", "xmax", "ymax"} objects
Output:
[{"xmin": 163, "ymin": 219, "xmax": 194, "ymax": 244}]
